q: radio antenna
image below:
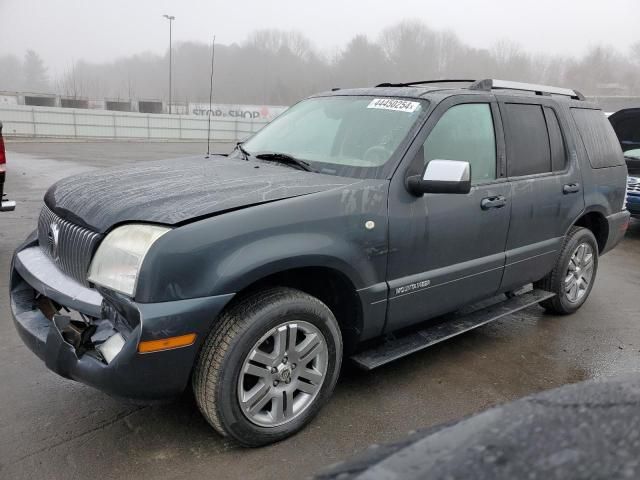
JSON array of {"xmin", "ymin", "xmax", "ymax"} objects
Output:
[{"xmin": 206, "ymin": 35, "xmax": 216, "ymax": 157}]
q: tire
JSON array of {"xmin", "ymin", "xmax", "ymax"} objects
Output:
[
  {"xmin": 534, "ymin": 226, "xmax": 599, "ymax": 315},
  {"xmin": 192, "ymin": 287, "xmax": 342, "ymax": 447}
]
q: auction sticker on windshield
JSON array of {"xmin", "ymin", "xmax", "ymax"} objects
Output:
[{"xmin": 367, "ymin": 98, "xmax": 420, "ymax": 113}]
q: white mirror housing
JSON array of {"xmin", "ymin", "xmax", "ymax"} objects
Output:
[{"xmin": 407, "ymin": 159, "xmax": 472, "ymax": 196}]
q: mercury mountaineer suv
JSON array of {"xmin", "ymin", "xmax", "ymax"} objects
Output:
[{"xmin": 10, "ymin": 79, "xmax": 629, "ymax": 446}]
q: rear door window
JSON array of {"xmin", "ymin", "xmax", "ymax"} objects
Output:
[
  {"xmin": 572, "ymin": 108, "xmax": 625, "ymax": 168},
  {"xmin": 502, "ymin": 103, "xmax": 551, "ymax": 177}
]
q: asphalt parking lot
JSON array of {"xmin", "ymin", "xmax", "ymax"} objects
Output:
[{"xmin": 1, "ymin": 141, "xmax": 639, "ymax": 480}]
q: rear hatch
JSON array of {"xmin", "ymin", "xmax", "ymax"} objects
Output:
[{"xmin": 608, "ymin": 108, "xmax": 640, "ymax": 175}]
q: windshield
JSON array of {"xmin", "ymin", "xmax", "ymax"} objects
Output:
[{"xmin": 239, "ymin": 96, "xmax": 427, "ymax": 178}]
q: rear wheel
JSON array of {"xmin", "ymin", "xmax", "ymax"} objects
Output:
[
  {"xmin": 192, "ymin": 287, "xmax": 342, "ymax": 446},
  {"xmin": 535, "ymin": 226, "xmax": 599, "ymax": 314}
]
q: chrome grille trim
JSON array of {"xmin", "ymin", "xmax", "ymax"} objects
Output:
[{"xmin": 37, "ymin": 205, "xmax": 103, "ymax": 286}]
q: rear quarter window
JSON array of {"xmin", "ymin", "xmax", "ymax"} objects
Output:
[{"xmin": 571, "ymin": 108, "xmax": 624, "ymax": 168}]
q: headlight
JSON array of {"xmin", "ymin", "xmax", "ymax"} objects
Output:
[{"xmin": 88, "ymin": 224, "xmax": 170, "ymax": 296}]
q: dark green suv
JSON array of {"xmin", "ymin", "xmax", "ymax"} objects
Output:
[{"xmin": 11, "ymin": 79, "xmax": 629, "ymax": 446}]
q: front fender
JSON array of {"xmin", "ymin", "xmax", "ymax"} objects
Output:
[
  {"xmin": 135, "ymin": 181, "xmax": 389, "ymax": 303},
  {"xmin": 213, "ymin": 233, "xmax": 372, "ymax": 293}
]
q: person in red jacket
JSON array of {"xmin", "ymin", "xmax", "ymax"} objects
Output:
[{"xmin": 0, "ymin": 121, "xmax": 16, "ymax": 212}]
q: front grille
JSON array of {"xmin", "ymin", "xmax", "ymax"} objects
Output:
[
  {"xmin": 628, "ymin": 182, "xmax": 640, "ymax": 193},
  {"xmin": 37, "ymin": 205, "xmax": 103, "ymax": 286}
]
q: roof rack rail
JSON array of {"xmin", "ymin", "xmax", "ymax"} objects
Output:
[
  {"xmin": 469, "ymin": 79, "xmax": 585, "ymax": 100},
  {"xmin": 376, "ymin": 79, "xmax": 476, "ymax": 88},
  {"xmin": 374, "ymin": 78, "xmax": 585, "ymax": 101}
]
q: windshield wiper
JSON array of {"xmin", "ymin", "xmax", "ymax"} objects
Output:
[
  {"xmin": 233, "ymin": 142, "xmax": 250, "ymax": 161},
  {"xmin": 254, "ymin": 152, "xmax": 315, "ymax": 172}
]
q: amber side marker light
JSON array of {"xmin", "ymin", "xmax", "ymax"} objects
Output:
[{"xmin": 138, "ymin": 333, "xmax": 197, "ymax": 353}]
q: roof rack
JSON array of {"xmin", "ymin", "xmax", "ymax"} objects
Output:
[
  {"xmin": 376, "ymin": 79, "xmax": 476, "ymax": 88},
  {"xmin": 470, "ymin": 79, "xmax": 585, "ymax": 100},
  {"xmin": 375, "ymin": 78, "xmax": 585, "ymax": 101}
]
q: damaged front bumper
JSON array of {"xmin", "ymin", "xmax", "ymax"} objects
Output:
[{"xmin": 11, "ymin": 237, "xmax": 234, "ymax": 402}]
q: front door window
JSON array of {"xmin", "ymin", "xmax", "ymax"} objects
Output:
[{"xmin": 422, "ymin": 103, "xmax": 497, "ymax": 184}]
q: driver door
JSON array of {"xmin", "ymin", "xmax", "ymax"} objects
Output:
[{"xmin": 385, "ymin": 95, "xmax": 512, "ymax": 332}]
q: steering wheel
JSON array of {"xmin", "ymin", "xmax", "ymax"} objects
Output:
[{"xmin": 363, "ymin": 145, "xmax": 392, "ymax": 164}]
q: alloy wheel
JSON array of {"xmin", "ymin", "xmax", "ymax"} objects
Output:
[
  {"xmin": 237, "ymin": 321, "xmax": 328, "ymax": 427},
  {"xmin": 565, "ymin": 242, "xmax": 595, "ymax": 303}
]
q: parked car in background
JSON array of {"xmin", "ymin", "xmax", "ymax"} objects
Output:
[
  {"xmin": 625, "ymin": 151, "xmax": 640, "ymax": 218},
  {"xmin": 608, "ymin": 108, "xmax": 640, "ymax": 217},
  {"xmin": 11, "ymin": 79, "xmax": 629, "ymax": 446},
  {"xmin": 0, "ymin": 121, "xmax": 16, "ymax": 212}
]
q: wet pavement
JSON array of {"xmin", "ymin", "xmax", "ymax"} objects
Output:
[{"xmin": 1, "ymin": 141, "xmax": 639, "ymax": 480}]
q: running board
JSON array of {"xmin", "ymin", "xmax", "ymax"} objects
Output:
[{"xmin": 351, "ymin": 289, "xmax": 555, "ymax": 370}]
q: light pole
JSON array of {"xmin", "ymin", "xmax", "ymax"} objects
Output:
[{"xmin": 163, "ymin": 14, "xmax": 175, "ymax": 114}]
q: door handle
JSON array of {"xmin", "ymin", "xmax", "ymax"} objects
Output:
[
  {"xmin": 481, "ymin": 195, "xmax": 507, "ymax": 210},
  {"xmin": 563, "ymin": 183, "xmax": 580, "ymax": 194}
]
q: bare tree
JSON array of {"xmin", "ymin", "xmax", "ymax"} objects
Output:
[
  {"xmin": 628, "ymin": 42, "xmax": 640, "ymax": 93},
  {"xmin": 334, "ymin": 35, "xmax": 390, "ymax": 87},
  {"xmin": 246, "ymin": 30, "xmax": 316, "ymax": 61},
  {"xmin": 380, "ymin": 20, "xmax": 439, "ymax": 81},
  {"xmin": 566, "ymin": 45, "xmax": 628, "ymax": 94},
  {"xmin": 490, "ymin": 40, "xmax": 534, "ymax": 81},
  {"xmin": 57, "ymin": 62, "xmax": 84, "ymax": 97},
  {"xmin": 0, "ymin": 55, "xmax": 23, "ymax": 91},
  {"xmin": 8, "ymin": 21, "xmax": 640, "ymax": 105},
  {"xmin": 433, "ymin": 30, "xmax": 464, "ymax": 77}
]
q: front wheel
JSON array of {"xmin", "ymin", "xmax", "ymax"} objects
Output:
[
  {"xmin": 535, "ymin": 226, "xmax": 599, "ymax": 314},
  {"xmin": 192, "ymin": 287, "xmax": 342, "ymax": 446}
]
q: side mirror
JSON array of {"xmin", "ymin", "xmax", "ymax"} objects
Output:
[{"xmin": 407, "ymin": 159, "xmax": 472, "ymax": 196}]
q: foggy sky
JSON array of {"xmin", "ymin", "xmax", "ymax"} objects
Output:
[{"xmin": 1, "ymin": 0, "xmax": 638, "ymax": 74}]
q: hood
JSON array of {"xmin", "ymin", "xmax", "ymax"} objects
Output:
[
  {"xmin": 608, "ymin": 108, "xmax": 640, "ymax": 153},
  {"xmin": 45, "ymin": 155, "xmax": 359, "ymax": 232},
  {"xmin": 608, "ymin": 108, "xmax": 640, "ymax": 175}
]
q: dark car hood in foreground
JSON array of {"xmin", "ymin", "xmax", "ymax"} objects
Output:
[
  {"xmin": 316, "ymin": 374, "xmax": 640, "ymax": 480},
  {"xmin": 45, "ymin": 155, "xmax": 359, "ymax": 232},
  {"xmin": 608, "ymin": 108, "xmax": 640, "ymax": 175}
]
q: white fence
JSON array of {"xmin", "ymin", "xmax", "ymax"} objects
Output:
[{"xmin": 0, "ymin": 104, "xmax": 273, "ymax": 142}]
